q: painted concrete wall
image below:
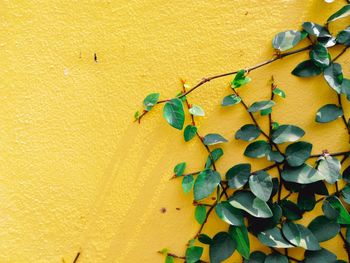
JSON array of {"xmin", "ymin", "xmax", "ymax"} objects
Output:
[{"xmin": 0, "ymin": 0, "xmax": 349, "ymax": 262}]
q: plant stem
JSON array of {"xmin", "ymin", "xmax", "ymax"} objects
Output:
[
  {"xmin": 338, "ymin": 93, "xmax": 350, "ymax": 136},
  {"xmin": 309, "ymin": 150, "xmax": 350, "ymax": 158},
  {"xmin": 157, "ymin": 251, "xmax": 209, "ymax": 263},
  {"xmin": 73, "ymin": 252, "xmax": 80, "ymax": 263},
  {"xmin": 333, "ymin": 46, "xmax": 349, "ymax": 62}
]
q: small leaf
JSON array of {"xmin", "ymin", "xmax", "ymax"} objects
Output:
[
  {"xmin": 134, "ymin": 111, "xmax": 140, "ymax": 121},
  {"xmin": 337, "ymin": 27, "xmax": 350, "ymax": 46},
  {"xmin": 203, "ymin": 133, "xmax": 228, "ymax": 146},
  {"xmin": 280, "ymin": 199, "xmax": 303, "ymax": 220},
  {"xmin": 189, "ymin": 104, "xmax": 205, "ymax": 117},
  {"xmin": 281, "ymin": 163, "xmax": 323, "ymax": 184},
  {"xmin": 209, "ymin": 232, "xmax": 236, "ymax": 263},
  {"xmin": 193, "ymin": 169, "xmax": 221, "ymax": 201},
  {"xmin": 272, "ymin": 30, "xmax": 306, "ymax": 51},
  {"xmin": 271, "ymin": 124, "xmax": 305, "ymax": 144},
  {"xmin": 195, "ymin": 205, "xmax": 206, "ymax": 224},
  {"xmin": 316, "ymin": 104, "xmax": 343, "ymax": 123},
  {"xmin": 317, "ymin": 155, "xmax": 341, "ymax": 184},
  {"xmin": 310, "ymin": 43, "xmax": 330, "ymax": 68},
  {"xmin": 205, "ymin": 148, "xmax": 224, "ymax": 169},
  {"xmin": 267, "ymin": 151, "xmax": 284, "ymax": 163},
  {"xmin": 297, "ymin": 188, "xmax": 315, "ymax": 211},
  {"xmin": 163, "ymin": 98, "xmax": 185, "ymax": 130},
  {"xmin": 243, "ymin": 251, "xmax": 266, "ymax": 263},
  {"xmin": 248, "ymin": 203, "xmax": 282, "ymax": 234},
  {"xmin": 342, "ymin": 185, "xmax": 350, "ymax": 204},
  {"xmin": 185, "ymin": 246, "xmax": 203, "ymax": 263},
  {"xmin": 260, "ymin": 108, "xmax": 272, "ymax": 116},
  {"xmin": 302, "ymin": 22, "xmax": 331, "ymax": 38},
  {"xmin": 327, "ymin": 4, "xmax": 350, "ymax": 23},
  {"xmin": 198, "ymin": 234, "xmax": 212, "ymax": 245},
  {"xmin": 308, "ymin": 215, "xmax": 340, "ymax": 242},
  {"xmin": 235, "ymin": 124, "xmax": 261, "ymax": 142},
  {"xmin": 247, "ymin": 100, "xmax": 275, "ymax": 113},
  {"xmin": 285, "ymin": 141, "xmax": 312, "ymax": 167},
  {"xmin": 222, "ymin": 94, "xmax": 242, "ymax": 106},
  {"xmin": 272, "ymin": 88, "xmax": 286, "ymax": 98},
  {"xmin": 225, "ymin": 163, "xmax": 251, "ymax": 189},
  {"xmin": 324, "ymin": 63, "xmax": 343, "ymax": 93},
  {"xmin": 258, "ymin": 227, "xmax": 293, "ymax": 248},
  {"xmin": 184, "ymin": 125, "xmax": 197, "ymax": 142},
  {"xmin": 249, "ymin": 171, "xmax": 273, "ymax": 201},
  {"xmin": 229, "ymin": 225, "xmax": 250, "ymax": 259},
  {"xmin": 174, "ymin": 162, "xmax": 186, "ymax": 176},
  {"xmin": 244, "ymin": 140, "xmax": 271, "ymax": 159},
  {"xmin": 215, "ymin": 201, "xmax": 244, "ymax": 226},
  {"xmin": 165, "ymin": 255, "xmax": 174, "ymax": 263},
  {"xmin": 304, "ymin": 248, "xmax": 337, "ymax": 263},
  {"xmin": 264, "ymin": 253, "xmax": 288, "ymax": 263},
  {"xmin": 292, "ymin": 60, "xmax": 322, "ymax": 77},
  {"xmin": 282, "ymin": 221, "xmax": 320, "ymax": 250},
  {"xmin": 231, "ymin": 70, "xmax": 251, "ymax": 88},
  {"xmin": 143, "ymin": 93, "xmax": 160, "ymax": 111},
  {"xmin": 229, "ymin": 191, "xmax": 273, "ymax": 218},
  {"xmin": 323, "ymin": 196, "xmax": 350, "ymax": 224},
  {"xmin": 182, "ymin": 175, "xmax": 194, "ymax": 193}
]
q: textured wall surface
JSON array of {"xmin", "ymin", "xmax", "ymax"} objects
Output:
[{"xmin": 0, "ymin": 0, "xmax": 349, "ymax": 262}]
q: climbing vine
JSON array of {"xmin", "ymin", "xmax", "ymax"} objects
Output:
[{"xmin": 135, "ymin": 3, "xmax": 350, "ymax": 263}]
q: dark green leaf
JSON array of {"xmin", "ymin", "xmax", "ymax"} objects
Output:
[
  {"xmin": 341, "ymin": 78, "xmax": 350, "ymax": 100},
  {"xmin": 243, "ymin": 251, "xmax": 266, "ymax": 263},
  {"xmin": 193, "ymin": 169, "xmax": 221, "ymax": 201},
  {"xmin": 235, "ymin": 124, "xmax": 261, "ymax": 142},
  {"xmin": 298, "ymin": 189, "xmax": 316, "ymax": 211},
  {"xmin": 272, "ymin": 88, "xmax": 286, "ymax": 98},
  {"xmin": 229, "ymin": 225, "xmax": 250, "ymax": 259},
  {"xmin": 257, "ymin": 227, "xmax": 293, "ymax": 248},
  {"xmin": 305, "ymin": 181, "xmax": 329, "ymax": 196},
  {"xmin": 231, "ymin": 70, "xmax": 251, "ymax": 89},
  {"xmin": 337, "ymin": 27, "xmax": 350, "ymax": 46},
  {"xmin": 292, "ymin": 60, "xmax": 322, "ymax": 77},
  {"xmin": 215, "ymin": 201, "xmax": 244, "ymax": 226},
  {"xmin": 143, "ymin": 93, "xmax": 160, "ymax": 111},
  {"xmin": 310, "ymin": 43, "xmax": 330, "ymax": 68},
  {"xmin": 260, "ymin": 108, "xmax": 272, "ymax": 116},
  {"xmin": 271, "ymin": 124, "xmax": 305, "ymax": 144},
  {"xmin": 185, "ymin": 246, "xmax": 203, "ymax": 263},
  {"xmin": 163, "ymin": 98, "xmax": 185, "ymax": 130},
  {"xmin": 222, "ymin": 94, "xmax": 242, "ymax": 106},
  {"xmin": 267, "ymin": 151, "xmax": 285, "ymax": 163},
  {"xmin": 209, "ymin": 232, "xmax": 236, "ymax": 263},
  {"xmin": 165, "ymin": 255, "xmax": 174, "ymax": 263},
  {"xmin": 324, "ymin": 63, "xmax": 343, "ymax": 93},
  {"xmin": 282, "ymin": 163, "xmax": 323, "ymax": 184},
  {"xmin": 229, "ymin": 191, "xmax": 273, "ymax": 218},
  {"xmin": 174, "ymin": 162, "xmax": 186, "ymax": 176},
  {"xmin": 327, "ymin": 4, "xmax": 350, "ymax": 23},
  {"xmin": 184, "ymin": 124, "xmax": 197, "ymax": 142},
  {"xmin": 205, "ymin": 148, "xmax": 224, "ymax": 169},
  {"xmin": 248, "ymin": 203, "xmax": 282, "ymax": 234},
  {"xmin": 189, "ymin": 104, "xmax": 205, "ymax": 117},
  {"xmin": 264, "ymin": 253, "xmax": 288, "ymax": 263},
  {"xmin": 198, "ymin": 234, "xmax": 212, "ymax": 245},
  {"xmin": 317, "ymin": 155, "xmax": 341, "ymax": 184},
  {"xmin": 323, "ymin": 196, "xmax": 350, "ymax": 224},
  {"xmin": 285, "ymin": 141, "xmax": 312, "ymax": 167},
  {"xmin": 308, "ymin": 215, "xmax": 340, "ymax": 242},
  {"xmin": 249, "ymin": 171, "xmax": 273, "ymax": 201},
  {"xmin": 280, "ymin": 199, "xmax": 303, "ymax": 220},
  {"xmin": 302, "ymin": 22, "xmax": 331, "ymax": 38},
  {"xmin": 195, "ymin": 205, "xmax": 206, "ymax": 224},
  {"xmin": 304, "ymin": 248, "xmax": 337, "ymax": 263},
  {"xmin": 247, "ymin": 100, "xmax": 275, "ymax": 113},
  {"xmin": 343, "ymin": 165, "xmax": 350, "ymax": 183},
  {"xmin": 342, "ymin": 184, "xmax": 350, "ymax": 204},
  {"xmin": 272, "ymin": 30, "xmax": 306, "ymax": 51},
  {"xmin": 226, "ymin": 163, "xmax": 251, "ymax": 189},
  {"xmin": 244, "ymin": 140, "xmax": 271, "ymax": 159},
  {"xmin": 282, "ymin": 221, "xmax": 320, "ymax": 250},
  {"xmin": 316, "ymin": 104, "xmax": 343, "ymax": 123},
  {"xmin": 182, "ymin": 175, "xmax": 194, "ymax": 193},
  {"xmin": 203, "ymin": 133, "xmax": 228, "ymax": 146}
]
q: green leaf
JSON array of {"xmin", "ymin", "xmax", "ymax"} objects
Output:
[
  {"xmin": 316, "ymin": 104, "xmax": 343, "ymax": 123},
  {"xmin": 304, "ymin": 248, "xmax": 337, "ymax": 263},
  {"xmin": 222, "ymin": 94, "xmax": 242, "ymax": 106},
  {"xmin": 342, "ymin": 184, "xmax": 350, "ymax": 204},
  {"xmin": 264, "ymin": 254, "xmax": 288, "ymax": 263},
  {"xmin": 134, "ymin": 110, "xmax": 140, "ymax": 121},
  {"xmin": 272, "ymin": 88, "xmax": 286, "ymax": 98},
  {"xmin": 225, "ymin": 163, "xmax": 251, "ymax": 189},
  {"xmin": 282, "ymin": 221, "xmax": 320, "ymax": 250},
  {"xmin": 327, "ymin": 4, "xmax": 350, "ymax": 23},
  {"xmin": 324, "ymin": 63, "xmax": 343, "ymax": 93},
  {"xmin": 198, "ymin": 234, "xmax": 212, "ymax": 245},
  {"xmin": 342, "ymin": 78, "xmax": 350, "ymax": 100},
  {"xmin": 297, "ymin": 188, "xmax": 316, "ymax": 211},
  {"xmin": 292, "ymin": 60, "xmax": 322, "ymax": 77},
  {"xmin": 195, "ymin": 205, "xmax": 206, "ymax": 224},
  {"xmin": 247, "ymin": 100, "xmax": 275, "ymax": 113},
  {"xmin": 280, "ymin": 199, "xmax": 303, "ymax": 220},
  {"xmin": 231, "ymin": 70, "xmax": 251, "ymax": 89},
  {"xmin": 229, "ymin": 225, "xmax": 250, "ymax": 259},
  {"xmin": 185, "ymin": 246, "xmax": 203, "ymax": 263},
  {"xmin": 267, "ymin": 151, "xmax": 285, "ymax": 163},
  {"xmin": 281, "ymin": 163, "xmax": 323, "ymax": 184},
  {"xmin": 323, "ymin": 196, "xmax": 350, "ymax": 224},
  {"xmin": 272, "ymin": 30, "xmax": 306, "ymax": 51},
  {"xmin": 209, "ymin": 232, "xmax": 236, "ymax": 263},
  {"xmin": 215, "ymin": 201, "xmax": 244, "ymax": 226},
  {"xmin": 249, "ymin": 171, "xmax": 273, "ymax": 201},
  {"xmin": 258, "ymin": 227, "xmax": 293, "ymax": 248},
  {"xmin": 189, "ymin": 104, "xmax": 205, "ymax": 117},
  {"xmin": 184, "ymin": 124, "xmax": 197, "ymax": 142},
  {"xmin": 310, "ymin": 43, "xmax": 330, "ymax": 68},
  {"xmin": 182, "ymin": 175, "xmax": 194, "ymax": 193},
  {"xmin": 163, "ymin": 98, "xmax": 185, "ymax": 130},
  {"xmin": 205, "ymin": 148, "xmax": 224, "ymax": 169},
  {"xmin": 244, "ymin": 140, "xmax": 271, "ymax": 159},
  {"xmin": 337, "ymin": 27, "xmax": 350, "ymax": 46},
  {"xmin": 203, "ymin": 133, "xmax": 228, "ymax": 146},
  {"xmin": 174, "ymin": 162, "xmax": 186, "ymax": 176},
  {"xmin": 317, "ymin": 155, "xmax": 341, "ymax": 184},
  {"xmin": 271, "ymin": 124, "xmax": 305, "ymax": 144},
  {"xmin": 308, "ymin": 215, "xmax": 340, "ymax": 242},
  {"xmin": 235, "ymin": 124, "xmax": 261, "ymax": 142},
  {"xmin": 165, "ymin": 255, "xmax": 174, "ymax": 263},
  {"xmin": 248, "ymin": 203, "xmax": 282, "ymax": 234},
  {"xmin": 143, "ymin": 93, "xmax": 160, "ymax": 111},
  {"xmin": 343, "ymin": 165, "xmax": 350, "ymax": 183},
  {"xmin": 229, "ymin": 191, "xmax": 273, "ymax": 218},
  {"xmin": 260, "ymin": 107, "xmax": 272, "ymax": 116},
  {"xmin": 193, "ymin": 169, "xmax": 221, "ymax": 201},
  {"xmin": 302, "ymin": 22, "xmax": 331, "ymax": 38},
  {"xmin": 285, "ymin": 141, "xmax": 312, "ymax": 167},
  {"xmin": 243, "ymin": 251, "xmax": 266, "ymax": 263}
]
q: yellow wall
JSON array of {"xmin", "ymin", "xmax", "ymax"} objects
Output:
[{"xmin": 0, "ymin": 0, "xmax": 349, "ymax": 262}]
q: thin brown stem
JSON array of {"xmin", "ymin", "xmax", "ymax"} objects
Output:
[
  {"xmin": 157, "ymin": 251, "xmax": 209, "ymax": 263},
  {"xmin": 333, "ymin": 46, "xmax": 349, "ymax": 62},
  {"xmin": 309, "ymin": 150, "xmax": 350, "ymax": 158},
  {"xmin": 338, "ymin": 93, "xmax": 350, "ymax": 136},
  {"xmin": 73, "ymin": 252, "xmax": 80, "ymax": 263}
]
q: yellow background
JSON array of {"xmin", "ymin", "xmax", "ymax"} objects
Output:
[{"xmin": 0, "ymin": 0, "xmax": 349, "ymax": 262}]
